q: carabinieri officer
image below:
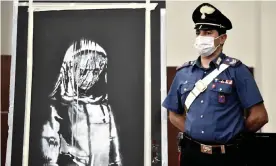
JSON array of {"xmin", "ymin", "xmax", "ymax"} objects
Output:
[{"xmin": 162, "ymin": 3, "xmax": 269, "ymax": 166}]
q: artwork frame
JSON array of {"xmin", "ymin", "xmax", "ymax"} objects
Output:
[{"xmin": 6, "ymin": 1, "xmax": 167, "ymax": 166}]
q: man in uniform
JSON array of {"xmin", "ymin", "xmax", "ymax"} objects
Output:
[{"xmin": 162, "ymin": 3, "xmax": 268, "ymax": 166}]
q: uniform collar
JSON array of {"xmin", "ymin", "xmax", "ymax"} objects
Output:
[
  {"xmin": 212, "ymin": 53, "xmax": 226, "ymax": 68},
  {"xmin": 193, "ymin": 52, "xmax": 226, "ymax": 70}
]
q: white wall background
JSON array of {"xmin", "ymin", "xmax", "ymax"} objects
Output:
[
  {"xmin": 166, "ymin": 0, "xmax": 276, "ymax": 133},
  {"xmin": 1, "ymin": 1, "xmax": 276, "ymax": 132},
  {"xmin": 1, "ymin": 1, "xmax": 13, "ymax": 55}
]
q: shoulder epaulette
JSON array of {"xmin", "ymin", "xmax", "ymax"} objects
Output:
[
  {"xmin": 223, "ymin": 57, "xmax": 241, "ymax": 67},
  {"xmin": 176, "ymin": 61, "xmax": 194, "ymax": 71}
]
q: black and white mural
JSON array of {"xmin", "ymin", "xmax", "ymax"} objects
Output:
[
  {"xmin": 41, "ymin": 39, "xmax": 121, "ymax": 166},
  {"xmin": 9, "ymin": 3, "xmax": 163, "ymax": 166}
]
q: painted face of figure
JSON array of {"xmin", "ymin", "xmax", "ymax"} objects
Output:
[
  {"xmin": 49, "ymin": 39, "xmax": 108, "ymax": 101},
  {"xmin": 40, "ymin": 105, "xmax": 62, "ymax": 164},
  {"xmin": 73, "ymin": 49, "xmax": 107, "ymax": 91},
  {"xmin": 73, "ymin": 40, "xmax": 107, "ymax": 90}
]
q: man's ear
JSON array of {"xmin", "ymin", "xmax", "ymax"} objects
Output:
[{"xmin": 221, "ymin": 34, "xmax": 227, "ymax": 45}]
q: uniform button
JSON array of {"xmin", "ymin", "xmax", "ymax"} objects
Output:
[
  {"xmin": 201, "ymin": 100, "xmax": 204, "ymax": 103},
  {"xmin": 184, "ymin": 88, "xmax": 187, "ymax": 91},
  {"xmin": 184, "ymin": 80, "xmax": 188, "ymax": 84},
  {"xmin": 204, "ymin": 71, "xmax": 207, "ymax": 74},
  {"xmin": 219, "ymin": 88, "xmax": 222, "ymax": 91},
  {"xmin": 201, "ymin": 130, "xmax": 204, "ymax": 134},
  {"xmin": 200, "ymin": 115, "xmax": 203, "ymax": 118}
]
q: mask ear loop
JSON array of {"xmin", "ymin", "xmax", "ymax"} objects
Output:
[
  {"xmin": 213, "ymin": 35, "xmax": 224, "ymax": 51},
  {"xmin": 214, "ymin": 44, "xmax": 221, "ymax": 50},
  {"xmin": 215, "ymin": 34, "xmax": 226, "ymax": 45}
]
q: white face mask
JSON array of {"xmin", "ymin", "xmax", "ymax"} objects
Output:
[{"xmin": 194, "ymin": 36, "xmax": 221, "ymax": 57}]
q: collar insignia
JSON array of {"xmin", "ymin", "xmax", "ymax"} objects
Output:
[{"xmin": 216, "ymin": 57, "xmax": 222, "ymax": 65}]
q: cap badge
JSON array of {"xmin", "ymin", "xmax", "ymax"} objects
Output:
[{"xmin": 200, "ymin": 5, "xmax": 215, "ymax": 19}]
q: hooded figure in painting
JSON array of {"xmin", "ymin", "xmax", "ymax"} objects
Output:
[{"xmin": 40, "ymin": 39, "xmax": 122, "ymax": 166}]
